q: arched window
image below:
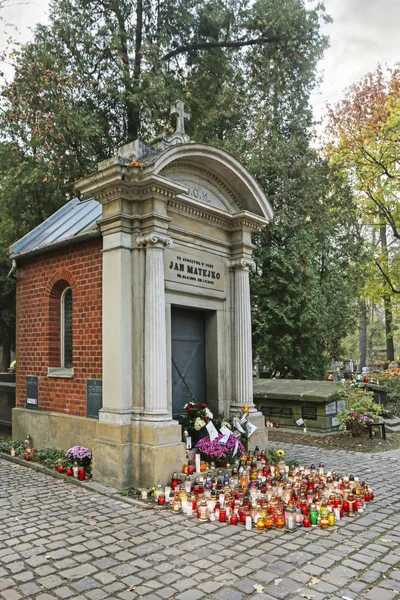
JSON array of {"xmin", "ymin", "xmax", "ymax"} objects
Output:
[
  {"xmin": 61, "ymin": 287, "xmax": 73, "ymax": 368},
  {"xmin": 48, "ymin": 278, "xmax": 74, "ymax": 377}
]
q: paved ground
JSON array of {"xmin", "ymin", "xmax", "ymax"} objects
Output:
[{"xmin": 1, "ymin": 442, "xmax": 400, "ymax": 600}]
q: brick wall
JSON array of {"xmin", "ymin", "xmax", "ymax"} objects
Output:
[{"xmin": 15, "ymin": 238, "xmax": 102, "ymax": 416}]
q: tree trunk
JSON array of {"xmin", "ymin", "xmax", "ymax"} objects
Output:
[
  {"xmin": 1, "ymin": 339, "xmax": 10, "ymax": 373},
  {"xmin": 384, "ymin": 295, "xmax": 395, "ymax": 362},
  {"xmin": 358, "ymin": 299, "xmax": 367, "ymax": 371},
  {"xmin": 379, "ymin": 220, "xmax": 395, "ymax": 362},
  {"xmin": 112, "ymin": 1, "xmax": 142, "ymax": 140}
]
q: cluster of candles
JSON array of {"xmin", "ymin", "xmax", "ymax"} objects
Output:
[{"xmin": 154, "ymin": 451, "xmax": 374, "ymax": 531}]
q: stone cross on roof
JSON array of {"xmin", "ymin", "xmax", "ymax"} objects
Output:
[
  {"xmin": 170, "ymin": 100, "xmax": 190, "ymax": 135},
  {"xmin": 156, "ymin": 99, "xmax": 191, "ymax": 148}
]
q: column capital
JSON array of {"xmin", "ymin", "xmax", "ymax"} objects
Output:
[
  {"xmin": 137, "ymin": 233, "xmax": 173, "ymax": 249},
  {"xmin": 229, "ymin": 258, "xmax": 255, "ymax": 272}
]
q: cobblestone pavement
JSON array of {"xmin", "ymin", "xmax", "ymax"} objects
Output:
[{"xmin": 1, "ymin": 442, "xmax": 400, "ymax": 600}]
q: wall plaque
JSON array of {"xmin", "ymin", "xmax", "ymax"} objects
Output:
[
  {"xmin": 302, "ymin": 405, "xmax": 317, "ymax": 421},
  {"xmin": 262, "ymin": 406, "xmax": 293, "ymax": 419},
  {"xmin": 165, "ymin": 249, "xmax": 225, "ymax": 292},
  {"xmin": 86, "ymin": 379, "xmax": 102, "ymax": 419},
  {"xmin": 325, "ymin": 401, "xmax": 337, "ymax": 415},
  {"xmin": 337, "ymin": 399, "xmax": 346, "ymax": 412},
  {"xmin": 26, "ymin": 375, "xmax": 38, "ymax": 410}
]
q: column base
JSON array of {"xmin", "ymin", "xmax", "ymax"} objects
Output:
[
  {"xmin": 99, "ymin": 408, "xmax": 132, "ymax": 426},
  {"xmin": 131, "ymin": 420, "xmax": 186, "ymax": 488},
  {"xmin": 229, "ymin": 407, "xmax": 267, "ymax": 452},
  {"xmin": 245, "ymin": 413, "xmax": 267, "ymax": 451}
]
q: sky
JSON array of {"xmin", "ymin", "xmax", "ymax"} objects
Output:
[{"xmin": 0, "ymin": 0, "xmax": 399, "ymax": 126}]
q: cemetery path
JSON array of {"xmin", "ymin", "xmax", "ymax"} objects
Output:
[{"xmin": 0, "ymin": 445, "xmax": 399, "ymax": 600}]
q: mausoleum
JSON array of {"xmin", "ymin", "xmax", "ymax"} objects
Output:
[{"xmin": 11, "ymin": 103, "xmax": 273, "ymax": 488}]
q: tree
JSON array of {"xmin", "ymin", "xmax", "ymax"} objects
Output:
[
  {"xmin": 0, "ymin": 0, "xmax": 360, "ymax": 378},
  {"xmin": 251, "ymin": 145, "xmax": 362, "ymax": 378},
  {"xmin": 326, "ymin": 66, "xmax": 400, "ymax": 362}
]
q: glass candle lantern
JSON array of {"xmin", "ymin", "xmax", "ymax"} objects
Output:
[
  {"xmin": 328, "ymin": 511, "xmax": 335, "ymax": 526},
  {"xmin": 310, "ymin": 507, "xmax": 319, "ymax": 526},
  {"xmin": 275, "ymin": 513, "xmax": 285, "ymax": 529},
  {"xmin": 78, "ymin": 467, "xmax": 85, "ymax": 481},
  {"xmin": 171, "ymin": 473, "xmax": 181, "ymax": 490},
  {"xmin": 230, "ymin": 514, "xmax": 238, "ymax": 525},
  {"xmin": 303, "ymin": 516, "xmax": 311, "ymax": 528},
  {"xmin": 198, "ymin": 498, "xmax": 208, "ymax": 521},
  {"xmin": 173, "ymin": 494, "xmax": 182, "ymax": 513},
  {"xmin": 320, "ymin": 515, "xmax": 329, "ymax": 529},
  {"xmin": 257, "ymin": 517, "xmax": 264, "ymax": 531},
  {"xmin": 219, "ymin": 508, "xmax": 227, "ymax": 523}
]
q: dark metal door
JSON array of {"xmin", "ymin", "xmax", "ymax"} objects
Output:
[{"xmin": 171, "ymin": 308, "xmax": 205, "ymax": 419}]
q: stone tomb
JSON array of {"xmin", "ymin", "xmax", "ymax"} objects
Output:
[
  {"xmin": 79, "ymin": 135, "xmax": 272, "ymax": 487},
  {"xmin": 253, "ymin": 379, "xmax": 342, "ymax": 432},
  {"xmin": 11, "ymin": 109, "xmax": 273, "ymax": 488}
]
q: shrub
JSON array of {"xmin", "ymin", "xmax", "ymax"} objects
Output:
[{"xmin": 337, "ymin": 383, "xmax": 382, "ymax": 436}]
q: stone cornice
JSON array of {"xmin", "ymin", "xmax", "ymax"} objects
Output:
[
  {"xmin": 75, "ymin": 169, "xmax": 188, "ymax": 205},
  {"xmin": 168, "ymin": 199, "xmax": 266, "ymax": 232}
]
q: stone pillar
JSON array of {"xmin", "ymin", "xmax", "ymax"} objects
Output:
[
  {"xmin": 100, "ymin": 232, "xmax": 133, "ymax": 425},
  {"xmin": 137, "ymin": 233, "xmax": 173, "ymax": 421},
  {"xmin": 230, "ymin": 259, "xmax": 257, "ymax": 412},
  {"xmin": 230, "ymin": 258, "xmax": 266, "ymax": 448}
]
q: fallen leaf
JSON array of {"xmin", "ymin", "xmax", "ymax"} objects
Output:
[
  {"xmin": 127, "ymin": 586, "xmax": 136, "ymax": 591},
  {"xmin": 253, "ymin": 584, "xmax": 264, "ymax": 593},
  {"xmin": 300, "ymin": 594, "xmax": 315, "ymax": 599},
  {"xmin": 307, "ymin": 577, "xmax": 320, "ymax": 587},
  {"xmin": 89, "ymin": 521, "xmax": 97, "ymax": 526},
  {"xmin": 381, "ymin": 538, "xmax": 392, "ymax": 542}
]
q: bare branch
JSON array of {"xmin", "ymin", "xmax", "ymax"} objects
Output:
[
  {"xmin": 365, "ymin": 188, "xmax": 400, "ymax": 240},
  {"xmin": 360, "ymin": 145, "xmax": 396, "ymax": 179},
  {"xmin": 375, "ymin": 261, "xmax": 400, "ymax": 294},
  {"xmin": 162, "ymin": 35, "xmax": 282, "ymax": 61}
]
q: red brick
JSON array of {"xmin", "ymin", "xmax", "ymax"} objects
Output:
[{"xmin": 16, "ymin": 239, "xmax": 102, "ymax": 417}]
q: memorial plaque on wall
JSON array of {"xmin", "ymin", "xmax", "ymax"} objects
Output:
[
  {"xmin": 262, "ymin": 406, "xmax": 293, "ymax": 419},
  {"xmin": 26, "ymin": 375, "xmax": 38, "ymax": 410},
  {"xmin": 302, "ymin": 404, "xmax": 317, "ymax": 421},
  {"xmin": 325, "ymin": 401, "xmax": 337, "ymax": 415},
  {"xmin": 165, "ymin": 249, "xmax": 225, "ymax": 292},
  {"xmin": 86, "ymin": 379, "xmax": 102, "ymax": 419}
]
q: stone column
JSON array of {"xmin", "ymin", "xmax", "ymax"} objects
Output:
[
  {"xmin": 99, "ymin": 231, "xmax": 133, "ymax": 425},
  {"xmin": 137, "ymin": 233, "xmax": 173, "ymax": 421},
  {"xmin": 230, "ymin": 259, "xmax": 258, "ymax": 414}
]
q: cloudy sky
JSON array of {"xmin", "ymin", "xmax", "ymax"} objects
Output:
[{"xmin": 1, "ymin": 0, "xmax": 399, "ymax": 125}]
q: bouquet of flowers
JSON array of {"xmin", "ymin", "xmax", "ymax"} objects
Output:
[
  {"xmin": 65, "ymin": 446, "xmax": 92, "ymax": 467},
  {"xmin": 182, "ymin": 401, "xmax": 214, "ymax": 435},
  {"xmin": 196, "ymin": 433, "xmax": 245, "ymax": 464}
]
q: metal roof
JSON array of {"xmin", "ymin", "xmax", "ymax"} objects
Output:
[{"xmin": 9, "ymin": 198, "xmax": 102, "ymax": 259}]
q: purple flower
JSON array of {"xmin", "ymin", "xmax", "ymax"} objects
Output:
[
  {"xmin": 66, "ymin": 446, "xmax": 92, "ymax": 461},
  {"xmin": 196, "ymin": 434, "xmax": 245, "ymax": 459}
]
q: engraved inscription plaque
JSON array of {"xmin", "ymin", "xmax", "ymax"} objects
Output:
[
  {"xmin": 87, "ymin": 379, "xmax": 102, "ymax": 419},
  {"xmin": 26, "ymin": 375, "xmax": 38, "ymax": 410},
  {"xmin": 165, "ymin": 249, "xmax": 225, "ymax": 292}
]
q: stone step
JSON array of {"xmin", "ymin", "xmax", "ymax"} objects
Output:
[
  {"xmin": 385, "ymin": 425, "xmax": 400, "ymax": 433},
  {"xmin": 383, "ymin": 417, "xmax": 400, "ymax": 427}
]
